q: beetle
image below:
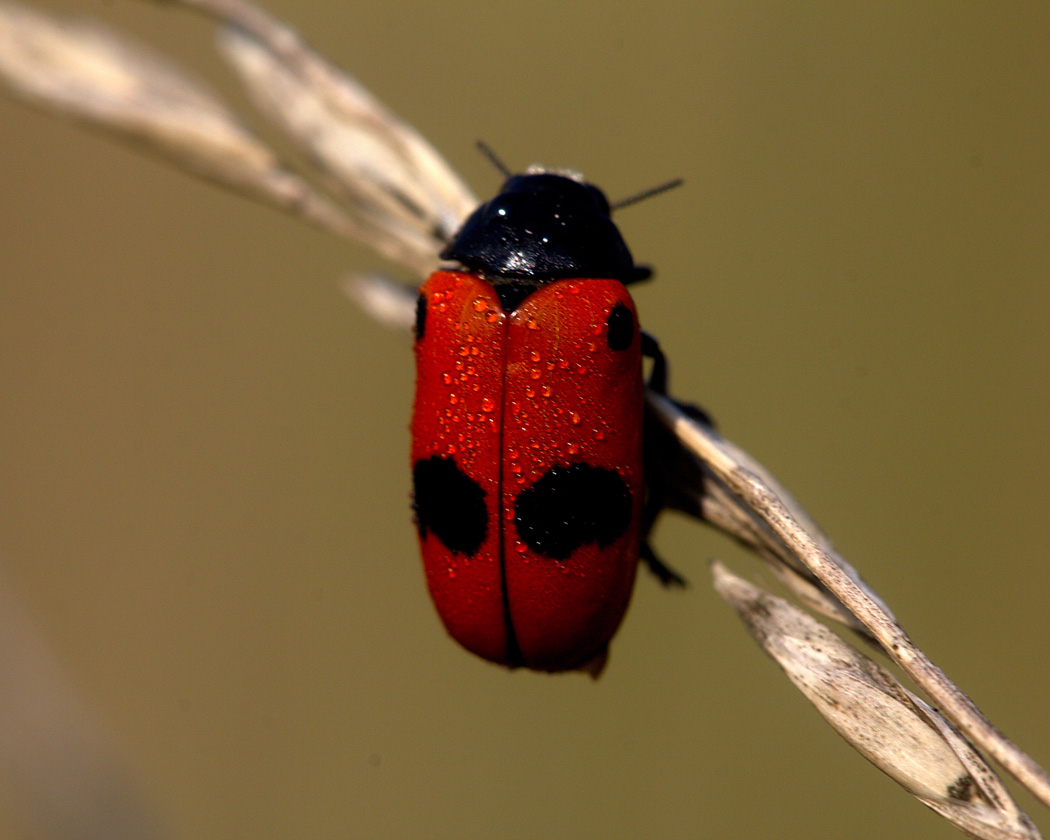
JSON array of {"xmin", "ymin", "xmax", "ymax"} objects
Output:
[{"xmin": 410, "ymin": 166, "xmax": 683, "ymax": 672}]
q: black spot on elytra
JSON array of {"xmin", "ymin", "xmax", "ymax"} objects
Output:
[
  {"xmin": 414, "ymin": 293, "xmax": 427, "ymax": 340},
  {"xmin": 513, "ymin": 463, "xmax": 632, "ymax": 560},
  {"xmin": 606, "ymin": 303, "xmax": 634, "ymax": 351},
  {"xmin": 412, "ymin": 456, "xmax": 487, "ymax": 555}
]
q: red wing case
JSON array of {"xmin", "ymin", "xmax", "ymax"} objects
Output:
[
  {"xmin": 412, "ymin": 272, "xmax": 643, "ymax": 671},
  {"xmin": 502, "ymin": 279, "xmax": 643, "ymax": 670},
  {"xmin": 411, "ymin": 271, "xmax": 510, "ymax": 664}
]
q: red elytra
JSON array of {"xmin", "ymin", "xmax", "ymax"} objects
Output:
[{"xmin": 411, "ymin": 270, "xmax": 644, "ymax": 672}]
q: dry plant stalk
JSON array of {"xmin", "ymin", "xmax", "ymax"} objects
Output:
[
  {"xmin": 713, "ymin": 563, "xmax": 1040, "ymax": 840},
  {"xmin": 0, "ymin": 1, "xmax": 1046, "ymax": 838}
]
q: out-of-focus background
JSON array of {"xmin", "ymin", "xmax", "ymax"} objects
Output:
[{"xmin": 1, "ymin": 2, "xmax": 1048, "ymax": 838}]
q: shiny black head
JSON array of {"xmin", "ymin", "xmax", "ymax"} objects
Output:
[{"xmin": 440, "ymin": 173, "xmax": 650, "ymax": 299}]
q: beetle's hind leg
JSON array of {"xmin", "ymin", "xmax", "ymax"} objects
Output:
[
  {"xmin": 638, "ymin": 441, "xmax": 687, "ymax": 587},
  {"xmin": 640, "ymin": 538, "xmax": 686, "ymax": 588}
]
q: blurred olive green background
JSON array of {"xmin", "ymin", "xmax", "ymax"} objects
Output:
[{"xmin": 2, "ymin": 2, "xmax": 1049, "ymax": 838}]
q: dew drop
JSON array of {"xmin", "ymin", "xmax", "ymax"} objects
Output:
[{"xmin": 481, "ymin": 396, "xmax": 496, "ymax": 413}]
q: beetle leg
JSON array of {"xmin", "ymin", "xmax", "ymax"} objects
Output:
[
  {"xmin": 640, "ymin": 330, "xmax": 668, "ymax": 393},
  {"xmin": 638, "ymin": 449, "xmax": 687, "ymax": 587},
  {"xmin": 640, "ymin": 539, "xmax": 686, "ymax": 588},
  {"xmin": 641, "ymin": 330, "xmax": 715, "ymax": 426},
  {"xmin": 639, "ymin": 329, "xmax": 720, "ymax": 588}
]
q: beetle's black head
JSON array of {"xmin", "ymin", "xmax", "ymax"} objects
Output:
[{"xmin": 440, "ymin": 172, "xmax": 649, "ymax": 308}]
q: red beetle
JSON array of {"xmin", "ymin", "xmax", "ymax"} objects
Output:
[{"xmin": 411, "ymin": 169, "xmax": 678, "ymax": 672}]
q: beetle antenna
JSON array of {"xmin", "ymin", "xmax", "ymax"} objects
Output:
[
  {"xmin": 475, "ymin": 140, "xmax": 513, "ymax": 179},
  {"xmin": 610, "ymin": 178, "xmax": 684, "ymax": 211}
]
